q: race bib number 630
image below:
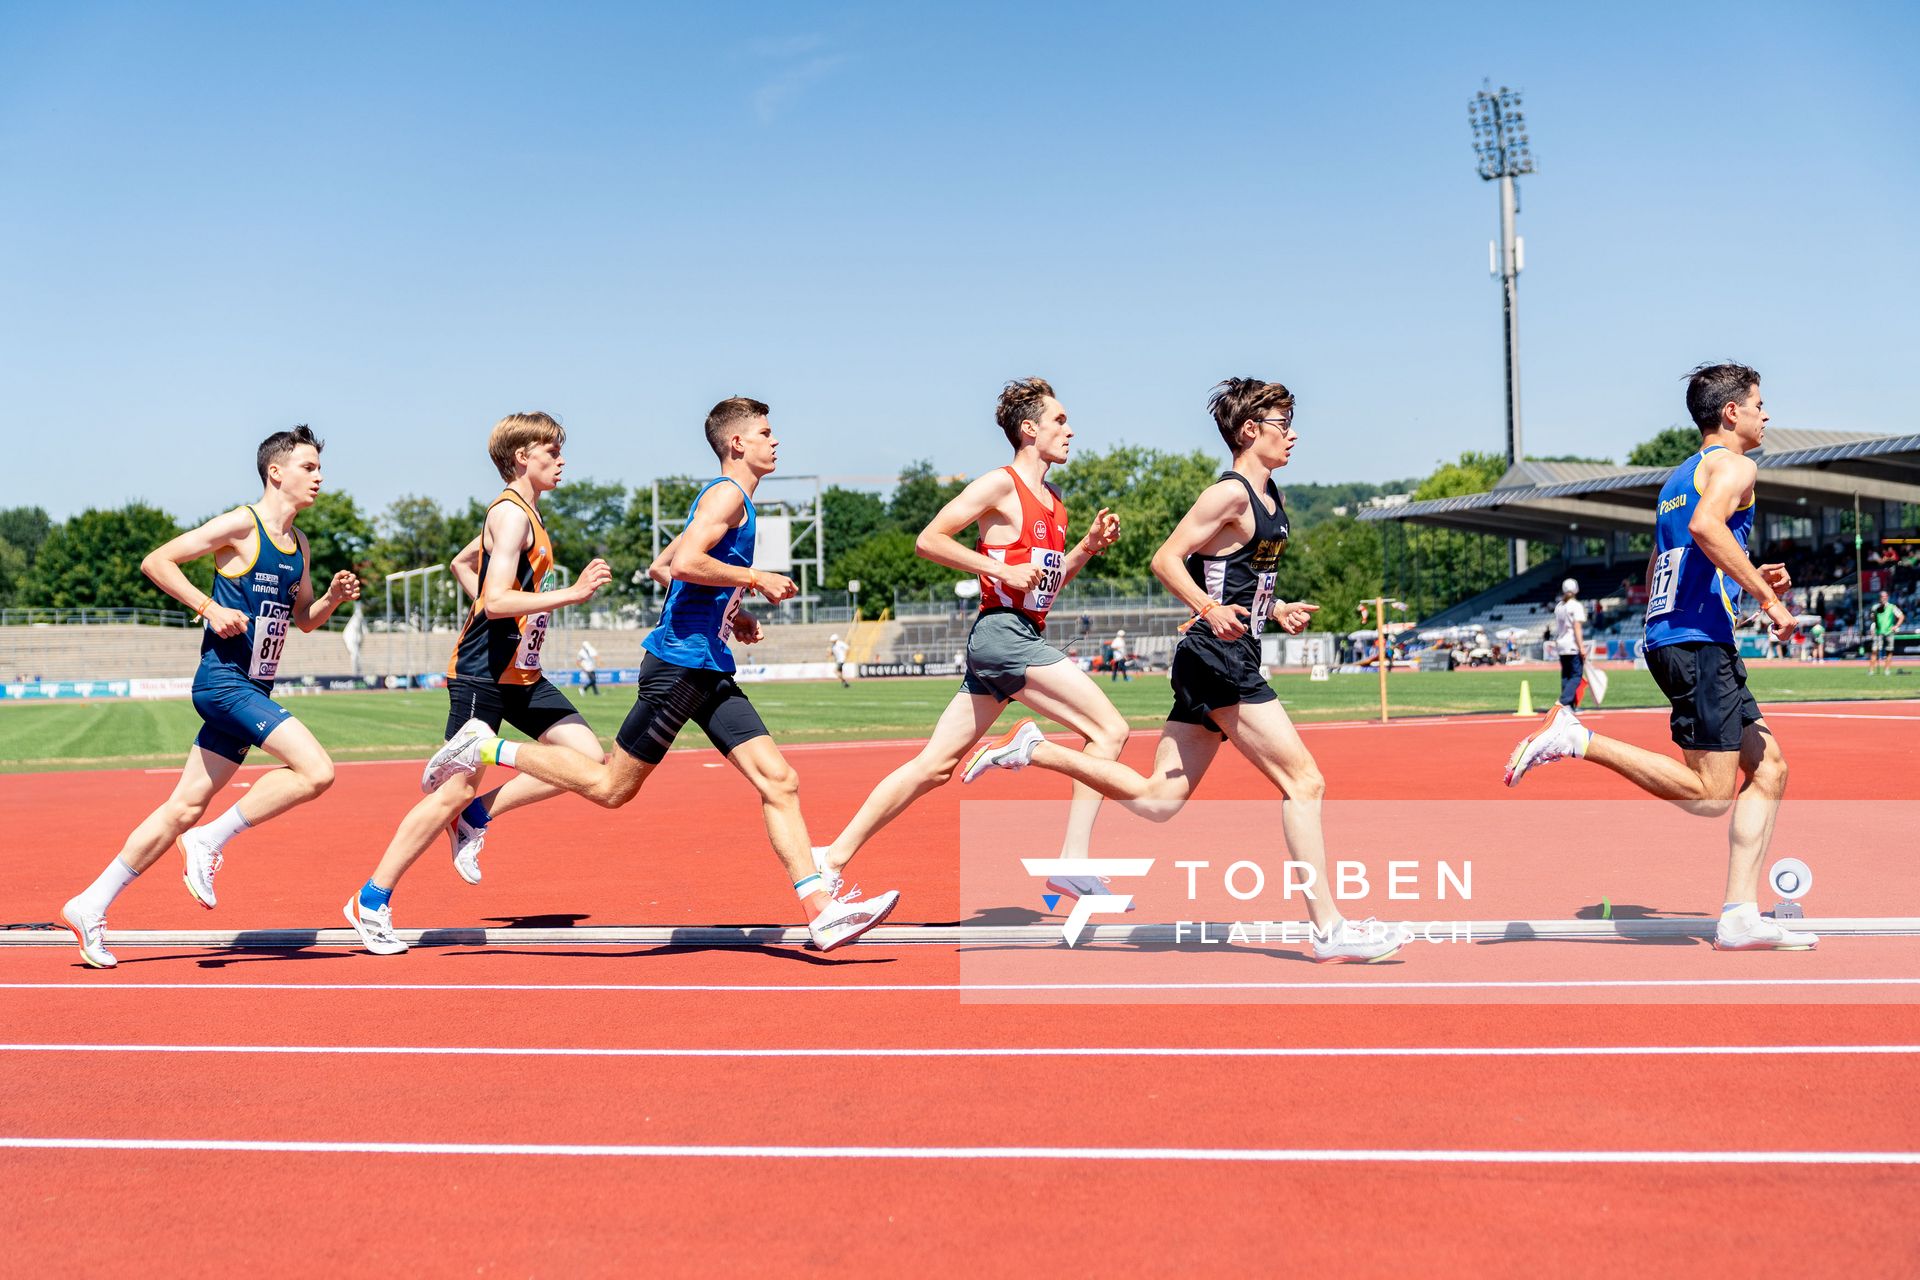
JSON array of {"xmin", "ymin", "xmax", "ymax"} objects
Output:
[{"xmin": 1023, "ymin": 549, "xmax": 1065, "ymax": 613}]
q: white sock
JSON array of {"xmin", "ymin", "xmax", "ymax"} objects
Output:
[
  {"xmin": 1721, "ymin": 902, "xmax": 1760, "ymax": 928},
  {"xmin": 201, "ymin": 804, "xmax": 252, "ymax": 853},
  {"xmin": 75, "ymin": 857, "xmax": 139, "ymax": 915}
]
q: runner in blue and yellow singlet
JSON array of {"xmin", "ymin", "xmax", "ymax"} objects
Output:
[
  {"xmin": 1504, "ymin": 363, "xmax": 1815, "ymax": 951},
  {"xmin": 423, "ymin": 396, "xmax": 901, "ymax": 952},
  {"xmin": 57, "ymin": 426, "xmax": 360, "ymax": 968}
]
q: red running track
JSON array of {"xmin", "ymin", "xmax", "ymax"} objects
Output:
[{"xmin": 2, "ymin": 701, "xmax": 1917, "ymax": 1273}]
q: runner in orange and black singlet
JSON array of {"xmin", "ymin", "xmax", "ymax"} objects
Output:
[{"xmin": 444, "ymin": 489, "xmax": 579, "ymax": 738}]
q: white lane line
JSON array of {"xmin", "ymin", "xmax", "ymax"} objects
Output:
[
  {"xmin": 2, "ymin": 1137, "xmax": 1915, "ymax": 1164},
  {"xmin": 4, "ymin": 978, "xmax": 1919, "ymax": 993},
  {"xmin": 2, "ymin": 1043, "xmax": 1916, "ymax": 1059}
]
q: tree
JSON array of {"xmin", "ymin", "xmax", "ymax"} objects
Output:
[
  {"xmin": 822, "ymin": 486, "xmax": 891, "ymax": 567},
  {"xmin": 1053, "ymin": 445, "xmax": 1222, "ymax": 581},
  {"xmin": 887, "ymin": 461, "xmax": 968, "ymax": 534},
  {"xmin": 826, "ymin": 529, "xmax": 962, "ymax": 615},
  {"xmin": 1280, "ymin": 515, "xmax": 1383, "ymax": 629},
  {"xmin": 19, "ymin": 504, "xmax": 184, "ymax": 612},
  {"xmin": 300, "ymin": 491, "xmax": 376, "ymax": 577},
  {"xmin": 1413, "ymin": 451, "xmax": 1509, "ymax": 501},
  {"xmin": 542, "ymin": 478, "xmax": 630, "ymax": 575},
  {"xmin": 1628, "ymin": 426, "xmax": 1701, "ymax": 469},
  {"xmin": 370, "ymin": 496, "xmax": 455, "ymax": 582},
  {"xmin": 0, "ymin": 507, "xmax": 52, "ymax": 567},
  {"xmin": 0, "ymin": 536, "xmax": 25, "ymax": 609}
]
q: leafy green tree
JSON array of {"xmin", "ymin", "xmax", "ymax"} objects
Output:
[
  {"xmin": 19, "ymin": 504, "xmax": 184, "ymax": 612},
  {"xmin": 1280, "ymin": 481, "xmax": 1417, "ymax": 529},
  {"xmin": 1052, "ymin": 445, "xmax": 1222, "ymax": 580},
  {"xmin": 542, "ymin": 478, "xmax": 629, "ymax": 575},
  {"xmin": 0, "ymin": 507, "xmax": 52, "ymax": 567},
  {"xmin": 822, "ymin": 486, "xmax": 892, "ymax": 567},
  {"xmin": 300, "ymin": 491, "xmax": 376, "ymax": 578},
  {"xmin": 370, "ymin": 496, "xmax": 455, "ymax": 582},
  {"xmin": 1279, "ymin": 515, "xmax": 1384, "ymax": 628},
  {"xmin": 887, "ymin": 461, "xmax": 968, "ymax": 535},
  {"xmin": 0, "ymin": 536, "xmax": 25, "ymax": 608},
  {"xmin": 1414, "ymin": 451, "xmax": 1509, "ymax": 500},
  {"xmin": 826, "ymin": 529, "xmax": 962, "ymax": 615},
  {"xmin": 1627, "ymin": 426, "xmax": 1701, "ymax": 468}
]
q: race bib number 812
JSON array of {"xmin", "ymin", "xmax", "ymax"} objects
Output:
[{"xmin": 249, "ymin": 601, "xmax": 291, "ymax": 680}]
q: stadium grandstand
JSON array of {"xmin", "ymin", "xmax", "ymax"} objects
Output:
[{"xmin": 1359, "ymin": 428, "xmax": 1920, "ymax": 660}]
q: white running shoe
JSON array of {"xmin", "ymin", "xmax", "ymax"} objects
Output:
[
  {"xmin": 422, "ymin": 717, "xmax": 492, "ymax": 793},
  {"xmin": 1503, "ymin": 704, "xmax": 1590, "ymax": 787},
  {"xmin": 807, "ymin": 889, "xmax": 901, "ymax": 952},
  {"xmin": 177, "ymin": 828, "xmax": 222, "ymax": 910},
  {"xmin": 1714, "ymin": 911, "xmax": 1818, "ymax": 952},
  {"xmin": 448, "ymin": 811, "xmax": 487, "ymax": 885},
  {"xmin": 1310, "ymin": 917, "xmax": 1408, "ymax": 964},
  {"xmin": 1044, "ymin": 873, "xmax": 1137, "ymax": 913},
  {"xmin": 60, "ymin": 898, "xmax": 117, "ymax": 969},
  {"xmin": 342, "ymin": 895, "xmax": 410, "ymax": 956},
  {"xmin": 961, "ymin": 718, "xmax": 1046, "ymax": 783}
]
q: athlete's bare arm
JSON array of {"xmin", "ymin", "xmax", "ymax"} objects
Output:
[
  {"xmin": 478, "ymin": 503, "xmax": 609, "ymax": 620},
  {"xmin": 450, "ymin": 535, "xmax": 482, "ymax": 597},
  {"xmin": 648, "ymin": 533, "xmax": 682, "ymax": 588},
  {"xmin": 1691, "ymin": 452, "xmax": 1795, "ymax": 637},
  {"xmin": 913, "ymin": 470, "xmax": 1042, "ymax": 593},
  {"xmin": 1056, "ymin": 502, "xmax": 1120, "ymax": 588},
  {"xmin": 669, "ymin": 484, "xmax": 796, "ymax": 608},
  {"xmin": 140, "ymin": 509, "xmax": 259, "ymax": 639},
  {"xmin": 1151, "ymin": 480, "xmax": 1254, "ymax": 641},
  {"xmin": 288, "ymin": 528, "xmax": 359, "ymax": 632}
]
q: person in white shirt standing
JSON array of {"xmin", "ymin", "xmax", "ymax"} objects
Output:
[
  {"xmin": 1109, "ymin": 628, "xmax": 1131, "ymax": 682},
  {"xmin": 578, "ymin": 639, "xmax": 599, "ymax": 695},
  {"xmin": 1552, "ymin": 578, "xmax": 1588, "ymax": 708},
  {"xmin": 830, "ymin": 633, "xmax": 850, "ymax": 688}
]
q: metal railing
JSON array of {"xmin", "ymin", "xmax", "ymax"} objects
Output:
[{"xmin": 1, "ymin": 606, "xmax": 197, "ymax": 627}]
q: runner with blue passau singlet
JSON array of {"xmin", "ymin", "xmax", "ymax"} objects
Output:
[
  {"xmin": 1504, "ymin": 362, "xmax": 1815, "ymax": 951},
  {"xmin": 57, "ymin": 426, "xmax": 361, "ymax": 969},
  {"xmin": 422, "ymin": 396, "xmax": 900, "ymax": 952}
]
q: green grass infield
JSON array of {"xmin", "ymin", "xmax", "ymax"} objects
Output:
[{"xmin": 1, "ymin": 662, "xmax": 1912, "ymax": 773}]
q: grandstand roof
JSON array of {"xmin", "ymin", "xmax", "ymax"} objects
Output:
[{"xmin": 1360, "ymin": 429, "xmax": 1920, "ymax": 540}]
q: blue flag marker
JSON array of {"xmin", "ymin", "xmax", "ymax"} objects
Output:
[{"xmin": 1042, "ymin": 894, "xmax": 1061, "ymax": 912}]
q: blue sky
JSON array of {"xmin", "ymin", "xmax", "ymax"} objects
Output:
[{"xmin": 3, "ymin": 1, "xmax": 1916, "ymax": 521}]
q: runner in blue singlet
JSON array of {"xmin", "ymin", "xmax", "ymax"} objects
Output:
[
  {"xmin": 424, "ymin": 397, "xmax": 901, "ymax": 953},
  {"xmin": 1504, "ymin": 363, "xmax": 1814, "ymax": 951},
  {"xmin": 57, "ymin": 426, "xmax": 360, "ymax": 968}
]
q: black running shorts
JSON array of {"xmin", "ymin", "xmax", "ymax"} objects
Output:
[
  {"xmin": 1167, "ymin": 634, "xmax": 1276, "ymax": 736},
  {"xmin": 445, "ymin": 677, "xmax": 580, "ymax": 741},
  {"xmin": 614, "ymin": 653, "xmax": 769, "ymax": 765},
  {"xmin": 1644, "ymin": 641, "xmax": 1761, "ymax": 753}
]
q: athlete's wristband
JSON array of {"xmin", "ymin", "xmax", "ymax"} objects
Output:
[
  {"xmin": 747, "ymin": 570, "xmax": 761, "ymax": 598},
  {"xmin": 193, "ymin": 597, "xmax": 212, "ymax": 619}
]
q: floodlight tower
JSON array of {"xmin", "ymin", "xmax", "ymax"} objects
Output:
[{"xmin": 1470, "ymin": 82, "xmax": 1535, "ymax": 574}]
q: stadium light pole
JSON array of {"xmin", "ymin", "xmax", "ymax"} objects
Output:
[{"xmin": 1470, "ymin": 82, "xmax": 1536, "ymax": 575}]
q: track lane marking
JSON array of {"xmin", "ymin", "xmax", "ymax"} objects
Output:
[
  {"xmin": 4, "ymin": 1043, "xmax": 1918, "ymax": 1058},
  {"xmin": 4, "ymin": 978, "xmax": 1919, "ymax": 993},
  {"xmin": 2, "ymin": 1137, "xmax": 1915, "ymax": 1164}
]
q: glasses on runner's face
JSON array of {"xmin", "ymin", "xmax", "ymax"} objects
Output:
[{"xmin": 1254, "ymin": 417, "xmax": 1295, "ymax": 432}]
